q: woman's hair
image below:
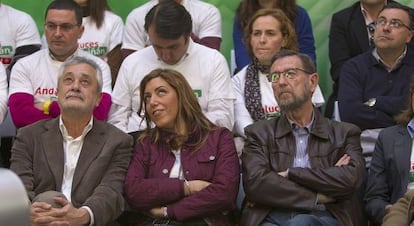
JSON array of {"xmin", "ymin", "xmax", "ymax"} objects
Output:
[
  {"xmin": 236, "ymin": 0, "xmax": 298, "ymax": 29},
  {"xmin": 395, "ymin": 78, "xmax": 414, "ymax": 126},
  {"xmin": 138, "ymin": 69, "xmax": 216, "ymax": 151},
  {"xmin": 244, "ymin": 8, "xmax": 298, "ymax": 58},
  {"xmin": 83, "ymin": 0, "xmax": 110, "ymax": 28}
]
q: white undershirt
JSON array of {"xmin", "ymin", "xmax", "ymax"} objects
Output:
[
  {"xmin": 408, "ymin": 139, "xmax": 414, "ymax": 190},
  {"xmin": 169, "ymin": 149, "xmax": 184, "ymax": 179},
  {"xmin": 59, "ymin": 116, "xmax": 95, "ymax": 225}
]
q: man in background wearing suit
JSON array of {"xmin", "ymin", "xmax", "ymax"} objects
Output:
[
  {"xmin": 365, "ymin": 79, "xmax": 414, "ymax": 225},
  {"xmin": 10, "ymin": 56, "xmax": 133, "ymax": 226},
  {"xmin": 326, "ymin": 0, "xmax": 389, "ymax": 118}
]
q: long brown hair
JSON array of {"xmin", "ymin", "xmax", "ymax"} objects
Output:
[
  {"xmin": 82, "ymin": 0, "xmax": 110, "ymax": 28},
  {"xmin": 138, "ymin": 69, "xmax": 216, "ymax": 151},
  {"xmin": 244, "ymin": 8, "xmax": 298, "ymax": 58},
  {"xmin": 236, "ymin": 0, "xmax": 298, "ymax": 29}
]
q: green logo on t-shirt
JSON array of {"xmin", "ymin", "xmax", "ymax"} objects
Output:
[
  {"xmin": 83, "ymin": 47, "xmax": 107, "ymax": 57},
  {"xmin": 194, "ymin": 89, "xmax": 202, "ymax": 98},
  {"xmin": 0, "ymin": 46, "xmax": 13, "ymax": 55}
]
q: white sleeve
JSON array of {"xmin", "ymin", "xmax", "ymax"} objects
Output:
[
  {"xmin": 94, "ymin": 58, "xmax": 112, "ymax": 94},
  {"xmin": 107, "ymin": 61, "xmax": 133, "ymax": 132},
  {"xmin": 9, "ymin": 58, "xmax": 33, "ymax": 96},
  {"xmin": 14, "ymin": 13, "xmax": 41, "ymax": 47},
  {"xmin": 0, "ymin": 64, "xmax": 8, "ymax": 123},
  {"xmin": 108, "ymin": 15, "xmax": 124, "ymax": 51},
  {"xmin": 204, "ymin": 99, "xmax": 234, "ymax": 131},
  {"xmin": 122, "ymin": 10, "xmax": 147, "ymax": 51},
  {"xmin": 232, "ymin": 72, "xmax": 253, "ymax": 138},
  {"xmin": 312, "ymin": 85, "xmax": 325, "ymax": 107},
  {"xmin": 203, "ymin": 52, "xmax": 234, "ymax": 130},
  {"xmin": 197, "ymin": 5, "xmax": 222, "ymax": 38},
  {"xmin": 108, "ymin": 104, "xmax": 130, "ymax": 133}
]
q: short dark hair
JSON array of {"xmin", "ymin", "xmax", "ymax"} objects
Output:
[
  {"xmin": 271, "ymin": 49, "xmax": 316, "ymax": 74},
  {"xmin": 144, "ymin": 0, "xmax": 192, "ymax": 39},
  {"xmin": 45, "ymin": 0, "xmax": 83, "ymax": 25},
  {"xmin": 380, "ymin": 2, "xmax": 414, "ymax": 30}
]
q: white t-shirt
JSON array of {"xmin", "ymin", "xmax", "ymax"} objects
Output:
[
  {"xmin": 42, "ymin": 11, "xmax": 124, "ymax": 62},
  {"xmin": 232, "ymin": 66, "xmax": 325, "ymax": 137},
  {"xmin": 0, "ymin": 4, "xmax": 41, "ymax": 67},
  {"xmin": 9, "ymin": 49, "xmax": 112, "ymax": 104},
  {"xmin": 108, "ymin": 40, "xmax": 234, "ymax": 133},
  {"xmin": 0, "ymin": 63, "xmax": 8, "ymax": 123},
  {"xmin": 122, "ymin": 0, "xmax": 222, "ymax": 51}
]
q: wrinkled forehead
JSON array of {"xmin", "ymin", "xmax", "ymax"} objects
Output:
[{"xmin": 271, "ymin": 55, "xmax": 302, "ymax": 72}]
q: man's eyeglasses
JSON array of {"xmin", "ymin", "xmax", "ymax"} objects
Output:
[
  {"xmin": 267, "ymin": 68, "xmax": 312, "ymax": 83},
  {"xmin": 44, "ymin": 22, "xmax": 80, "ymax": 32},
  {"xmin": 375, "ymin": 18, "xmax": 411, "ymax": 30}
]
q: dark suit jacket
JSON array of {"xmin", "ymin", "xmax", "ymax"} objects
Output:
[
  {"xmin": 326, "ymin": 1, "xmax": 372, "ymax": 117},
  {"xmin": 10, "ymin": 118, "xmax": 133, "ymax": 226},
  {"xmin": 364, "ymin": 124, "xmax": 411, "ymax": 225}
]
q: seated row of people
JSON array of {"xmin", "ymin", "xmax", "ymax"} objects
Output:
[
  {"xmin": 10, "ymin": 55, "xmax": 240, "ymax": 225},
  {"xmin": 6, "ymin": 0, "xmax": 414, "ymax": 225},
  {"xmin": 11, "ymin": 47, "xmax": 414, "ymax": 225}
]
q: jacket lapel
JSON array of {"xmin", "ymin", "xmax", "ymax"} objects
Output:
[
  {"xmin": 71, "ymin": 119, "xmax": 106, "ymax": 191},
  {"xmin": 395, "ymin": 127, "xmax": 412, "ymax": 191},
  {"xmin": 350, "ymin": 4, "xmax": 370, "ymax": 52},
  {"xmin": 41, "ymin": 118, "xmax": 65, "ymax": 190}
]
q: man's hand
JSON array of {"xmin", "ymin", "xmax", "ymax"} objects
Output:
[
  {"xmin": 317, "ymin": 193, "xmax": 336, "ymax": 204},
  {"xmin": 278, "ymin": 170, "xmax": 288, "ymax": 178},
  {"xmin": 385, "ymin": 204, "xmax": 393, "ymax": 214},
  {"xmin": 335, "ymin": 154, "xmax": 350, "ymax": 166},
  {"xmin": 30, "ymin": 201, "xmax": 54, "ymax": 226},
  {"xmin": 34, "ymin": 102, "xmax": 44, "ymax": 111},
  {"xmin": 30, "ymin": 197, "xmax": 90, "ymax": 226},
  {"xmin": 149, "ymin": 207, "xmax": 166, "ymax": 218}
]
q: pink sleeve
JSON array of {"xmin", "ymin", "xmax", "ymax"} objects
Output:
[
  {"xmin": 9, "ymin": 93, "xmax": 54, "ymax": 128},
  {"xmin": 93, "ymin": 93, "xmax": 111, "ymax": 121},
  {"xmin": 190, "ymin": 33, "xmax": 221, "ymax": 51}
]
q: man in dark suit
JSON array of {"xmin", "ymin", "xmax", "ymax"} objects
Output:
[
  {"xmin": 10, "ymin": 56, "xmax": 133, "ymax": 226},
  {"xmin": 364, "ymin": 79, "xmax": 414, "ymax": 225},
  {"xmin": 325, "ymin": 0, "xmax": 388, "ymax": 118}
]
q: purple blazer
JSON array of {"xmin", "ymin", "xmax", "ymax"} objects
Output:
[{"xmin": 124, "ymin": 127, "xmax": 240, "ymax": 225}]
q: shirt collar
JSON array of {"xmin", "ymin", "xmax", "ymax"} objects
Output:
[
  {"xmin": 407, "ymin": 118, "xmax": 414, "ymax": 138},
  {"xmin": 287, "ymin": 110, "xmax": 315, "ymax": 133},
  {"xmin": 372, "ymin": 46, "xmax": 407, "ymax": 72},
  {"xmin": 48, "ymin": 49, "xmax": 78, "ymax": 62},
  {"xmin": 59, "ymin": 116, "xmax": 94, "ymax": 140},
  {"xmin": 157, "ymin": 39, "xmax": 192, "ymax": 65},
  {"xmin": 360, "ymin": 1, "xmax": 387, "ymax": 25}
]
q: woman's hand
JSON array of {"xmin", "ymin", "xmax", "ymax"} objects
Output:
[{"xmin": 184, "ymin": 180, "xmax": 211, "ymax": 196}]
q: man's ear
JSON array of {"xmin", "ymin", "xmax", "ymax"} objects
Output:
[{"xmin": 309, "ymin": 73, "xmax": 319, "ymax": 93}]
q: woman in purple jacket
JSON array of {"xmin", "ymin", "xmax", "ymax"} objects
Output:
[{"xmin": 124, "ymin": 69, "xmax": 240, "ymax": 226}]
